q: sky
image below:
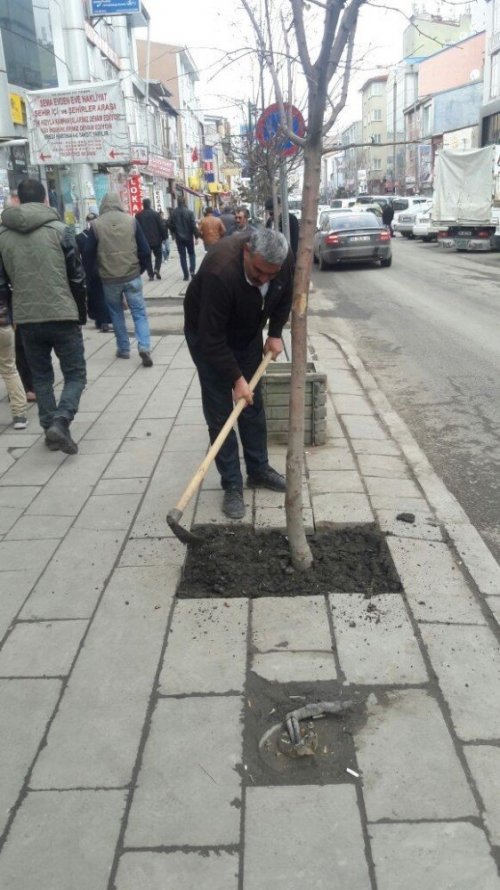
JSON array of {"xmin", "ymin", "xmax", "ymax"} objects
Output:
[{"xmin": 138, "ymin": 0, "xmax": 485, "ymax": 135}]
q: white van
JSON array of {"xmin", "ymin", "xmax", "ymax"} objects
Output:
[{"xmin": 393, "ymin": 196, "xmax": 433, "ymax": 236}]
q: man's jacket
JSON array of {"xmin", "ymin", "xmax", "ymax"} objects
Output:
[
  {"xmin": 0, "ymin": 202, "xmax": 87, "ymax": 325},
  {"xmin": 184, "ymin": 234, "xmax": 293, "ymax": 382},
  {"xmin": 170, "ymin": 205, "xmax": 198, "ymax": 243},
  {"xmin": 135, "ymin": 207, "xmax": 164, "ymax": 248},
  {"xmin": 86, "ymin": 192, "xmax": 150, "ymax": 284}
]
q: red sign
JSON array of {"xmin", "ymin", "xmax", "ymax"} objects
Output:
[{"xmin": 127, "ymin": 174, "xmax": 142, "ymax": 216}]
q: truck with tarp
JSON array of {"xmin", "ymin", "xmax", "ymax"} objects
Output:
[{"xmin": 433, "ymin": 145, "xmax": 500, "ymax": 251}]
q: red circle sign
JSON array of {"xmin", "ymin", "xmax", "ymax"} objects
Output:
[{"xmin": 255, "ymin": 103, "xmax": 306, "ymax": 157}]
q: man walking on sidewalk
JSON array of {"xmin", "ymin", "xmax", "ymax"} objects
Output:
[
  {"xmin": 0, "ymin": 291, "xmax": 28, "ymax": 430},
  {"xmin": 169, "ymin": 197, "xmax": 199, "ymax": 281},
  {"xmin": 184, "ymin": 228, "xmax": 293, "ymax": 520},
  {"xmin": 135, "ymin": 198, "xmax": 164, "ymax": 280},
  {"xmin": 0, "ymin": 178, "xmax": 87, "ymax": 454},
  {"xmin": 86, "ymin": 192, "xmax": 154, "ymax": 367}
]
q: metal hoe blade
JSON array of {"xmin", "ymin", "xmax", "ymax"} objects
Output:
[{"xmin": 166, "ymin": 508, "xmax": 202, "ymax": 546}]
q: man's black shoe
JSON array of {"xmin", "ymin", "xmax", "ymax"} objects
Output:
[
  {"xmin": 139, "ymin": 350, "xmax": 153, "ymax": 368},
  {"xmin": 155, "ymin": 271, "xmax": 161, "ymax": 280},
  {"xmin": 44, "ymin": 437, "xmax": 60, "ymax": 451},
  {"xmin": 247, "ymin": 466, "xmax": 286, "ymax": 492},
  {"xmin": 222, "ymin": 488, "xmax": 245, "ymax": 520},
  {"xmin": 45, "ymin": 418, "xmax": 78, "ymax": 455}
]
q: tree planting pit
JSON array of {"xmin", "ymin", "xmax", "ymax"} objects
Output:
[{"xmin": 177, "ymin": 524, "xmax": 402, "ymax": 599}]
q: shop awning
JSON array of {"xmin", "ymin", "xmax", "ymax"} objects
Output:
[{"xmin": 179, "ymin": 184, "xmax": 204, "ymax": 198}]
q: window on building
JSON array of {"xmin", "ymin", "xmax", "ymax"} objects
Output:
[
  {"xmin": 371, "ymin": 133, "xmax": 381, "ymax": 144},
  {"xmin": 0, "ymin": 0, "xmax": 58, "ymax": 89},
  {"xmin": 491, "ymin": 52, "xmax": 500, "ymax": 100},
  {"xmin": 367, "ymin": 81, "xmax": 384, "ymax": 98},
  {"xmin": 372, "ymin": 158, "xmax": 382, "ymax": 170},
  {"xmin": 372, "ymin": 109, "xmax": 382, "ymax": 122},
  {"xmin": 422, "ymin": 104, "xmax": 431, "ymax": 136}
]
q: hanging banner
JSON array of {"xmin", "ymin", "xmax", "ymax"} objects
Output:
[
  {"xmin": 203, "ymin": 145, "xmax": 215, "ymax": 183},
  {"xmin": 25, "ymin": 80, "xmax": 130, "ymax": 166},
  {"xmin": 127, "ymin": 174, "xmax": 142, "ymax": 215}
]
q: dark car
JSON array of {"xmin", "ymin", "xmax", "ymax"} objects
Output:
[{"xmin": 313, "ymin": 211, "xmax": 392, "ymax": 270}]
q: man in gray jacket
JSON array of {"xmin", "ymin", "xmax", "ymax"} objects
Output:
[
  {"xmin": 85, "ymin": 192, "xmax": 153, "ymax": 366},
  {"xmin": 0, "ymin": 178, "xmax": 87, "ymax": 454}
]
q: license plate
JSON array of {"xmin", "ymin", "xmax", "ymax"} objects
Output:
[
  {"xmin": 455, "ymin": 238, "xmax": 469, "ymax": 249},
  {"xmin": 350, "ymin": 235, "xmax": 370, "ymax": 242},
  {"xmin": 456, "ymin": 230, "xmax": 472, "ymax": 237}
]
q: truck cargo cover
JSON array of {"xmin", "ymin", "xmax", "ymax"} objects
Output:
[{"xmin": 433, "ymin": 146, "xmax": 498, "ymax": 225}]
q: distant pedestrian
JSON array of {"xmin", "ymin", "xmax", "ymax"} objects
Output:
[
  {"xmin": 0, "ymin": 178, "xmax": 87, "ymax": 454},
  {"xmin": 265, "ymin": 198, "xmax": 299, "ymax": 260},
  {"xmin": 197, "ymin": 206, "xmax": 226, "ymax": 250},
  {"xmin": 76, "ymin": 212, "xmax": 112, "ymax": 332},
  {"xmin": 0, "ymin": 291, "xmax": 28, "ymax": 430},
  {"xmin": 159, "ymin": 210, "xmax": 170, "ymax": 261},
  {"xmin": 135, "ymin": 198, "xmax": 165, "ymax": 281},
  {"xmin": 234, "ymin": 206, "xmax": 255, "ymax": 235},
  {"xmin": 382, "ymin": 201, "xmax": 394, "ymax": 236},
  {"xmin": 169, "ymin": 197, "xmax": 199, "ymax": 281},
  {"xmin": 86, "ymin": 192, "xmax": 154, "ymax": 367},
  {"xmin": 220, "ymin": 204, "xmax": 237, "ymax": 236}
]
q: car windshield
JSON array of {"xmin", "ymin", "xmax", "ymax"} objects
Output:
[{"xmin": 324, "ymin": 213, "xmax": 381, "ymax": 230}]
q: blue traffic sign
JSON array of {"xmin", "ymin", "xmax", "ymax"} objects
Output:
[
  {"xmin": 255, "ymin": 103, "xmax": 306, "ymax": 158},
  {"xmin": 90, "ymin": 0, "xmax": 140, "ymax": 15}
]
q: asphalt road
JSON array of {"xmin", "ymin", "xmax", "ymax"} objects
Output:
[{"xmin": 310, "ymin": 236, "xmax": 500, "ymax": 563}]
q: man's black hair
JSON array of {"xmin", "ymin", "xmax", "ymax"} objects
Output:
[
  {"xmin": 142, "ymin": 198, "xmax": 151, "ymax": 209},
  {"xmin": 18, "ymin": 178, "xmax": 46, "ymax": 204}
]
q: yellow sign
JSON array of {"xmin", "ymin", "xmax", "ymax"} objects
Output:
[
  {"xmin": 188, "ymin": 175, "xmax": 202, "ymax": 189},
  {"xmin": 10, "ymin": 94, "xmax": 25, "ymax": 125}
]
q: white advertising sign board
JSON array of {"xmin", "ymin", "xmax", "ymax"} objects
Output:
[{"xmin": 26, "ymin": 80, "xmax": 130, "ymax": 166}]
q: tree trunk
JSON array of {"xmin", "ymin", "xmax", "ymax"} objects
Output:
[{"xmin": 286, "ymin": 142, "xmax": 322, "ymax": 571}]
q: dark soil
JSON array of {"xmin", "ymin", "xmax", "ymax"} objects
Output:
[{"xmin": 177, "ymin": 524, "xmax": 402, "ymax": 598}]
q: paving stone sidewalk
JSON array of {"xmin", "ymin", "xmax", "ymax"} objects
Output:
[{"xmin": 0, "ymin": 284, "xmax": 500, "ymax": 889}]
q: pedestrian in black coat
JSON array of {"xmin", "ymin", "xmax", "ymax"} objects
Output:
[
  {"xmin": 135, "ymin": 198, "xmax": 165, "ymax": 280},
  {"xmin": 382, "ymin": 202, "xmax": 394, "ymax": 236},
  {"xmin": 76, "ymin": 213, "xmax": 112, "ymax": 332}
]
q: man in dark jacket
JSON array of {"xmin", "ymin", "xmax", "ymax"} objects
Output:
[
  {"xmin": 382, "ymin": 201, "xmax": 394, "ymax": 236},
  {"xmin": 265, "ymin": 197, "xmax": 300, "ymax": 259},
  {"xmin": 170, "ymin": 197, "xmax": 199, "ymax": 281},
  {"xmin": 135, "ymin": 198, "xmax": 164, "ymax": 280},
  {"xmin": 85, "ymin": 192, "xmax": 153, "ymax": 367},
  {"xmin": 184, "ymin": 228, "xmax": 293, "ymax": 519},
  {"xmin": 0, "ymin": 178, "xmax": 87, "ymax": 454},
  {"xmin": 220, "ymin": 204, "xmax": 236, "ymax": 236}
]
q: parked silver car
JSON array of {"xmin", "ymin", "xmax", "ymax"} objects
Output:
[{"xmin": 313, "ymin": 211, "xmax": 392, "ymax": 270}]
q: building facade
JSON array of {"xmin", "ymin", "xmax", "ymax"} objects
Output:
[{"xmin": 360, "ymin": 75, "xmax": 388, "ymax": 193}]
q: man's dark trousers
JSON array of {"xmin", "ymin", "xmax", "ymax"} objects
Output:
[
  {"xmin": 176, "ymin": 238, "xmax": 196, "ymax": 278},
  {"xmin": 19, "ymin": 321, "xmax": 86, "ymax": 431},
  {"xmin": 186, "ymin": 334, "xmax": 269, "ymax": 491},
  {"xmin": 146, "ymin": 244, "xmax": 163, "ymax": 278}
]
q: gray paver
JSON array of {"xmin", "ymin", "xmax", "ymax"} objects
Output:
[
  {"xmin": 0, "ymin": 620, "xmax": 86, "ymax": 676},
  {"xmin": 358, "ymin": 453, "xmax": 410, "ymax": 478},
  {"xmin": 355, "ymin": 690, "xmax": 477, "ymax": 820},
  {"xmin": 0, "ymin": 505, "xmax": 25, "ymax": 534},
  {"xmin": 0, "ymin": 572, "xmax": 38, "ymax": 640},
  {"xmin": 252, "ymin": 595, "xmax": 332, "ymax": 651},
  {"xmin": 342, "ymin": 414, "xmax": 387, "ymax": 440},
  {"xmin": 244, "ymin": 785, "xmax": 371, "ymax": 890},
  {"xmin": 328, "ymin": 370, "xmax": 363, "ymax": 395},
  {"xmin": 375, "ymin": 509, "xmax": 443, "ymax": 542},
  {"xmin": 351, "ymin": 438, "xmax": 401, "ymax": 456},
  {"xmin": 125, "ymin": 696, "xmax": 242, "ymax": 847},
  {"xmin": 330, "ymin": 593, "xmax": 428, "ymax": 684},
  {"xmin": 309, "ymin": 470, "xmax": 364, "ymax": 493},
  {"xmin": 119, "ymin": 535, "xmax": 186, "ymax": 566},
  {"xmin": 115, "ymin": 851, "xmax": 239, "ymax": 890},
  {"xmin": 0, "ymin": 679, "xmax": 60, "ymax": 835},
  {"xmin": 388, "ymin": 537, "xmax": 485, "ymax": 624},
  {"xmin": 0, "ymin": 538, "xmax": 59, "ymax": 573},
  {"xmin": 103, "ymin": 436, "xmax": 167, "ymax": 478},
  {"xmin": 20, "ymin": 529, "xmax": 125, "ymax": 619},
  {"xmin": 464, "ymin": 745, "xmax": 500, "ymax": 845},
  {"xmin": 251, "ymin": 650, "xmax": 337, "ymax": 682},
  {"xmin": 365, "ymin": 476, "xmax": 421, "ymax": 497},
  {"xmin": 312, "ymin": 491, "xmax": 374, "ymax": 524},
  {"xmin": 305, "ymin": 446, "xmax": 356, "ymax": 471},
  {"xmin": 0, "ymin": 789, "xmax": 125, "ymax": 890},
  {"xmin": 420, "ymin": 624, "xmax": 500, "ymax": 740},
  {"xmin": 94, "ymin": 476, "xmax": 148, "ymax": 495},
  {"xmin": 333, "ymin": 393, "xmax": 374, "ymax": 415},
  {"xmin": 0, "ymin": 486, "xmax": 41, "ymax": 508},
  {"xmin": 159, "ymin": 599, "xmax": 248, "ymax": 694},
  {"xmin": 0, "ymin": 447, "xmax": 65, "ymax": 485},
  {"xmin": 73, "ymin": 493, "xmax": 142, "ymax": 530},
  {"xmin": 447, "ymin": 521, "xmax": 500, "ymax": 596},
  {"xmin": 370, "ymin": 822, "xmax": 500, "ymax": 890},
  {"xmin": 31, "ymin": 565, "xmax": 176, "ymax": 788},
  {"xmin": 5, "ymin": 513, "xmax": 75, "ymax": 540}
]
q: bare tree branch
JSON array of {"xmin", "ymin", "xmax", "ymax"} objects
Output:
[{"xmin": 322, "ymin": 25, "xmax": 356, "ymax": 136}]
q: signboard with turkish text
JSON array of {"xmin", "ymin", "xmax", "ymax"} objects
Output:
[
  {"xmin": 26, "ymin": 80, "xmax": 130, "ymax": 166},
  {"xmin": 127, "ymin": 174, "xmax": 142, "ymax": 216},
  {"xmin": 146, "ymin": 153, "xmax": 176, "ymax": 179},
  {"xmin": 90, "ymin": 0, "xmax": 140, "ymax": 15}
]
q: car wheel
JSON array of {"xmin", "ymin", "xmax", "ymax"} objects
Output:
[
  {"xmin": 380, "ymin": 256, "xmax": 392, "ymax": 267},
  {"xmin": 318, "ymin": 251, "xmax": 329, "ymax": 271}
]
